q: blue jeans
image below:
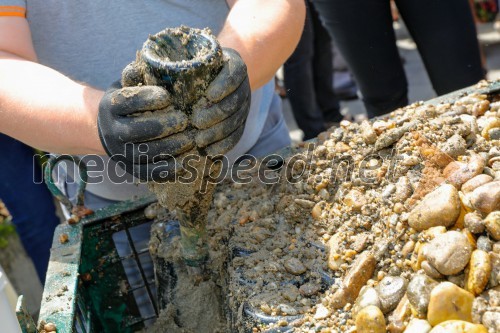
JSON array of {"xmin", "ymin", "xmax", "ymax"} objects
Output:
[{"xmin": 0, "ymin": 134, "xmax": 60, "ymax": 284}]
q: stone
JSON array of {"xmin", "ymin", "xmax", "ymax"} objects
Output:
[
  {"xmin": 477, "ymin": 236, "xmax": 493, "ymax": 252},
  {"xmin": 464, "ymin": 212, "xmax": 485, "ymax": 234},
  {"xmin": 387, "ymin": 295, "xmax": 411, "ymax": 333},
  {"xmin": 447, "ymin": 273, "xmax": 466, "ymax": 288},
  {"xmin": 424, "ymin": 231, "xmax": 472, "ymax": 276},
  {"xmin": 361, "ymin": 120, "xmax": 377, "ymax": 144},
  {"xmin": 352, "ymin": 286, "xmax": 381, "ymax": 317},
  {"xmin": 482, "ymin": 311, "xmax": 500, "ymax": 333},
  {"xmin": 462, "ymin": 174, "xmax": 493, "ymax": 193},
  {"xmin": 488, "ymin": 252, "xmax": 500, "ymax": 288},
  {"xmin": 394, "ymin": 176, "xmax": 413, "ymax": 203},
  {"xmin": 439, "ymin": 134, "xmax": 467, "ymax": 159},
  {"xmin": 428, "ymin": 320, "xmax": 488, "ymax": 333},
  {"xmin": 471, "ymin": 181, "xmax": 500, "ymax": 214},
  {"xmin": 331, "ymin": 251, "xmax": 376, "ymax": 309},
  {"xmin": 327, "ymin": 233, "xmax": 344, "ymax": 271},
  {"xmin": 313, "ymin": 304, "xmax": 330, "ymax": 320},
  {"xmin": 278, "ymin": 303, "xmax": 298, "ymax": 316},
  {"xmin": 284, "ymin": 258, "xmax": 307, "ymax": 275},
  {"xmin": 282, "ymin": 285, "xmax": 299, "ymax": 302},
  {"xmin": 465, "ymin": 250, "xmax": 492, "ymax": 296},
  {"xmin": 355, "ymin": 305, "xmax": 386, "ymax": 333},
  {"xmin": 421, "ymin": 261, "xmax": 444, "ymax": 279},
  {"xmin": 344, "ymin": 189, "xmax": 367, "ymax": 211},
  {"xmin": 403, "ymin": 319, "xmax": 431, "ymax": 333},
  {"xmin": 472, "ymin": 288, "xmax": 500, "ymax": 332},
  {"xmin": 444, "ymin": 154, "xmax": 485, "ymax": 189},
  {"xmin": 299, "ymin": 282, "xmax": 320, "ymax": 297},
  {"xmin": 408, "ymin": 184, "xmax": 461, "ymax": 231},
  {"xmin": 484, "ymin": 211, "xmax": 500, "ymax": 241},
  {"xmin": 375, "ymin": 276, "xmax": 408, "ymax": 313},
  {"xmin": 351, "ymin": 233, "xmax": 370, "ymax": 252},
  {"xmin": 489, "ymin": 128, "xmax": 500, "ymax": 140},
  {"xmin": 427, "ymin": 282, "xmax": 475, "ymax": 326},
  {"xmin": 406, "ymin": 274, "xmax": 438, "ymax": 318}
]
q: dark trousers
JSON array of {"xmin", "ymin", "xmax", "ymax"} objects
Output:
[
  {"xmin": 313, "ymin": 0, "xmax": 484, "ymax": 118},
  {"xmin": 284, "ymin": 1, "xmax": 341, "ymax": 140},
  {"xmin": 0, "ymin": 134, "xmax": 60, "ymax": 284}
]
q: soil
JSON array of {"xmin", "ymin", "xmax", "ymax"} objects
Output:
[{"xmin": 148, "ymin": 82, "xmax": 499, "ymax": 332}]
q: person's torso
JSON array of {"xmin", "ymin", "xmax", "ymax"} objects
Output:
[
  {"xmin": 27, "ymin": 0, "xmax": 230, "ymax": 89},
  {"xmin": 25, "ymin": 0, "xmax": 281, "ymax": 201}
]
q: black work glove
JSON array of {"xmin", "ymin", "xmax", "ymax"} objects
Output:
[{"xmin": 97, "ymin": 48, "xmax": 250, "ymax": 182}]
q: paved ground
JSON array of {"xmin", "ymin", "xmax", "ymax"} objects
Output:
[{"xmin": 283, "ymin": 21, "xmax": 500, "ymax": 143}]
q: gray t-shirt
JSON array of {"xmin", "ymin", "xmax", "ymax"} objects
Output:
[{"xmin": 4, "ymin": 0, "xmax": 284, "ymax": 200}]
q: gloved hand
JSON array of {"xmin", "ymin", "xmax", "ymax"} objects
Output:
[{"xmin": 97, "ymin": 47, "xmax": 250, "ymax": 182}]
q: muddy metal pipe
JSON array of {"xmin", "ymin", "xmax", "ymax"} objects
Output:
[{"xmin": 140, "ymin": 27, "xmax": 223, "ymax": 273}]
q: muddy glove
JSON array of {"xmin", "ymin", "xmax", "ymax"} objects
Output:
[
  {"xmin": 191, "ymin": 48, "xmax": 251, "ymax": 156},
  {"xmin": 97, "ymin": 48, "xmax": 250, "ymax": 182},
  {"xmin": 97, "ymin": 80, "xmax": 190, "ymax": 181}
]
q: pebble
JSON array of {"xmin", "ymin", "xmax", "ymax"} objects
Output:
[
  {"xmin": 489, "ymin": 127, "xmax": 500, "ymax": 140},
  {"xmin": 387, "ymin": 295, "xmax": 411, "ymax": 333},
  {"xmin": 408, "ymin": 184, "xmax": 461, "ymax": 231},
  {"xmin": 394, "ymin": 176, "xmax": 413, "ymax": 203},
  {"xmin": 299, "ymin": 282, "xmax": 320, "ymax": 297},
  {"xmin": 422, "ymin": 261, "xmax": 444, "ymax": 279},
  {"xmin": 462, "ymin": 174, "xmax": 493, "ymax": 193},
  {"xmin": 327, "ymin": 233, "xmax": 344, "ymax": 271},
  {"xmin": 438, "ymin": 134, "xmax": 467, "ymax": 159},
  {"xmin": 465, "ymin": 250, "xmax": 492, "ymax": 296},
  {"xmin": 351, "ymin": 233, "xmax": 370, "ymax": 253},
  {"xmin": 403, "ymin": 319, "xmax": 431, "ymax": 333},
  {"xmin": 352, "ymin": 286, "xmax": 381, "ymax": 317},
  {"xmin": 446, "ymin": 154, "xmax": 486, "ymax": 189},
  {"xmin": 481, "ymin": 311, "xmax": 500, "ymax": 333},
  {"xmin": 488, "ymin": 252, "xmax": 500, "ymax": 288},
  {"xmin": 472, "ymin": 288, "xmax": 500, "ymax": 331},
  {"xmin": 314, "ymin": 304, "xmax": 330, "ymax": 320},
  {"xmin": 477, "ymin": 236, "xmax": 493, "ymax": 252},
  {"xmin": 344, "ymin": 189, "xmax": 367, "ymax": 211},
  {"xmin": 484, "ymin": 211, "xmax": 500, "ymax": 241},
  {"xmin": 355, "ymin": 305, "xmax": 386, "ymax": 333},
  {"xmin": 424, "ymin": 231, "xmax": 472, "ymax": 276},
  {"xmin": 331, "ymin": 251, "xmax": 376, "ymax": 309},
  {"xmin": 375, "ymin": 276, "xmax": 408, "ymax": 313},
  {"xmin": 279, "ymin": 303, "xmax": 298, "ymax": 316},
  {"xmin": 427, "ymin": 282, "xmax": 475, "ymax": 326},
  {"xmin": 428, "ymin": 320, "xmax": 488, "ymax": 333},
  {"xmin": 361, "ymin": 120, "xmax": 377, "ymax": 144},
  {"xmin": 406, "ymin": 274, "xmax": 438, "ymax": 318},
  {"xmin": 311, "ymin": 202, "xmax": 323, "ymax": 220},
  {"xmin": 464, "ymin": 212, "xmax": 486, "ymax": 234},
  {"xmin": 284, "ymin": 258, "xmax": 307, "ymax": 275},
  {"xmin": 282, "ymin": 285, "xmax": 299, "ymax": 302},
  {"xmin": 470, "ymin": 181, "xmax": 500, "ymax": 214}
]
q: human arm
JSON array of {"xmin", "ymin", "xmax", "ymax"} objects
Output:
[
  {"xmin": 219, "ymin": 0, "xmax": 305, "ymax": 90},
  {"xmin": 0, "ymin": 16, "xmax": 106, "ymax": 155}
]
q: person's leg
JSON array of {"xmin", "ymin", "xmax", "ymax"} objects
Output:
[
  {"xmin": 284, "ymin": 2, "xmax": 326, "ymax": 140},
  {"xmin": 309, "ymin": 1, "xmax": 342, "ymax": 124},
  {"xmin": 313, "ymin": 0, "xmax": 409, "ymax": 118},
  {"xmin": 0, "ymin": 134, "xmax": 60, "ymax": 284},
  {"xmin": 395, "ymin": 0, "xmax": 484, "ymax": 95}
]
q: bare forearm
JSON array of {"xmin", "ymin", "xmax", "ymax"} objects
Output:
[
  {"xmin": 0, "ymin": 52, "xmax": 105, "ymax": 154},
  {"xmin": 219, "ymin": 0, "xmax": 305, "ymax": 90}
]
